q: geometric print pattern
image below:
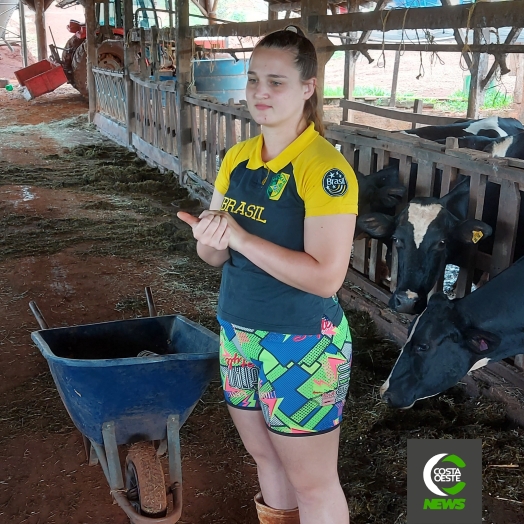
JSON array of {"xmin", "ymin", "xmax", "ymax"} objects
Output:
[{"xmin": 218, "ymin": 315, "xmax": 353, "ymax": 436}]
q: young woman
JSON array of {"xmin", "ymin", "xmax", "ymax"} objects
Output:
[{"xmin": 178, "ymin": 26, "xmax": 357, "ymax": 524}]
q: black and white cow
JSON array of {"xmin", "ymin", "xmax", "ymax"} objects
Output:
[
  {"xmin": 434, "ymin": 135, "xmax": 499, "ymax": 151},
  {"xmin": 433, "ymin": 131, "xmax": 524, "ymax": 160},
  {"xmin": 357, "ymin": 165, "xmax": 406, "ymax": 216},
  {"xmin": 380, "ymin": 255, "xmax": 524, "ymax": 409},
  {"xmin": 483, "ymin": 131, "xmax": 524, "ymax": 160},
  {"xmin": 403, "ymin": 116, "xmax": 524, "ymax": 141},
  {"xmin": 357, "ymin": 178, "xmax": 492, "ymax": 314}
]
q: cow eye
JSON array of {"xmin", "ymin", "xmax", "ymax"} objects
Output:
[
  {"xmin": 415, "ymin": 343, "xmax": 430, "ymax": 353},
  {"xmin": 439, "ymin": 240, "xmax": 446, "ymax": 245}
]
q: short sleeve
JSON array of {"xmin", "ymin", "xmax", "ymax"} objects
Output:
[
  {"xmin": 215, "ymin": 147, "xmax": 234, "ymax": 194},
  {"xmin": 301, "ymin": 155, "xmax": 359, "ymax": 218}
]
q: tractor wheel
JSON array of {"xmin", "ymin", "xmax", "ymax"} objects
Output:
[
  {"xmin": 71, "ymin": 40, "xmax": 88, "ymax": 98},
  {"xmin": 125, "ymin": 442, "xmax": 168, "ymax": 518},
  {"xmin": 71, "ymin": 39, "xmax": 125, "ymax": 99},
  {"xmin": 61, "ymin": 34, "xmax": 83, "ymax": 75},
  {"xmin": 97, "ymin": 39, "xmax": 125, "ymax": 71}
]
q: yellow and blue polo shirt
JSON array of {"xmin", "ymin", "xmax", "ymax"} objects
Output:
[{"xmin": 215, "ymin": 122, "xmax": 358, "ymax": 334}]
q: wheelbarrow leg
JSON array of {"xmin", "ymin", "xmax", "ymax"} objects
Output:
[
  {"xmin": 82, "ymin": 434, "xmax": 99, "ymax": 466},
  {"xmin": 102, "ymin": 421, "xmax": 125, "ymax": 490},
  {"xmin": 167, "ymin": 415, "xmax": 182, "ymax": 487},
  {"xmin": 88, "ymin": 426, "xmax": 123, "ymax": 492}
]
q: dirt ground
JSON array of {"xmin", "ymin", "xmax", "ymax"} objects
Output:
[{"xmin": 1, "ymin": 76, "xmax": 524, "ymax": 524}]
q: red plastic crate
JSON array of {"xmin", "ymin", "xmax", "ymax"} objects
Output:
[
  {"xmin": 24, "ymin": 65, "xmax": 68, "ymax": 99},
  {"xmin": 14, "ymin": 59, "xmax": 53, "ymax": 86}
]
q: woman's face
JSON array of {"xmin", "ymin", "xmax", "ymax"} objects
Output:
[{"xmin": 246, "ymin": 46, "xmax": 315, "ymax": 131}]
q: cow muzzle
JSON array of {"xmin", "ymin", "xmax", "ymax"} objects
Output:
[
  {"xmin": 381, "ymin": 390, "xmax": 415, "ymax": 409},
  {"xmin": 389, "ymin": 290, "xmax": 425, "ymax": 314}
]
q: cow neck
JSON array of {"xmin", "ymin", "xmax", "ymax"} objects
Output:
[{"xmin": 455, "ymin": 259, "xmax": 524, "ymax": 356}]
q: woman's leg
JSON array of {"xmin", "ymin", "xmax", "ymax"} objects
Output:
[
  {"xmin": 227, "ymin": 405, "xmax": 298, "ymax": 510},
  {"xmin": 268, "ymin": 427, "xmax": 349, "ymax": 524}
]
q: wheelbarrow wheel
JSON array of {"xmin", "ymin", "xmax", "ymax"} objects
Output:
[{"xmin": 125, "ymin": 442, "xmax": 168, "ymax": 518}]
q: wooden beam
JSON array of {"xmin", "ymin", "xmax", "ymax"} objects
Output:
[
  {"xmin": 33, "ymin": 0, "xmax": 46, "ymax": 62},
  {"xmin": 190, "ymin": 17, "xmax": 297, "ymax": 38},
  {"xmin": 269, "ymin": 1, "xmax": 301, "ymax": 12},
  {"xmin": 440, "ymin": 0, "xmax": 471, "ymax": 69},
  {"xmin": 340, "ymin": 99, "xmax": 461, "ymax": 126},
  {"xmin": 207, "ymin": 43, "xmax": 524, "ymax": 55},
  {"xmin": 352, "ymin": 0, "xmax": 389, "ymax": 61},
  {"xmin": 327, "ymin": 43, "xmax": 524, "ymax": 55},
  {"xmin": 311, "ymin": 2, "xmax": 524, "ymax": 34},
  {"xmin": 85, "ymin": 0, "xmax": 97, "ymax": 122},
  {"xmin": 188, "ymin": 2, "xmax": 524, "ymax": 40},
  {"xmin": 481, "ymin": 28, "xmax": 522, "ymax": 90}
]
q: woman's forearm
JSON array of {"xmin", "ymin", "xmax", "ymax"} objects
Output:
[
  {"xmin": 197, "ymin": 241, "xmax": 231, "ymax": 267},
  {"xmin": 236, "ymin": 234, "xmax": 347, "ymax": 298}
]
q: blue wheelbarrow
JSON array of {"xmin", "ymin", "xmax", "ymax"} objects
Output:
[{"xmin": 29, "ymin": 288, "xmax": 219, "ymax": 523}]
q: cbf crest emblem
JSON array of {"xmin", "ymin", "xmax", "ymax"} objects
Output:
[
  {"xmin": 322, "ymin": 169, "xmax": 348, "ymax": 196},
  {"xmin": 267, "ymin": 172, "xmax": 290, "ymax": 200}
]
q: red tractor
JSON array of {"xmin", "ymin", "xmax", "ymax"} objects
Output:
[
  {"xmin": 59, "ymin": 19, "xmax": 125, "ymax": 98},
  {"xmin": 16, "ymin": 0, "xmax": 164, "ymax": 98}
]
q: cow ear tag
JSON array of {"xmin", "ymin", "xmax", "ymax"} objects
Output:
[{"xmin": 472, "ymin": 230, "xmax": 483, "ymax": 243}]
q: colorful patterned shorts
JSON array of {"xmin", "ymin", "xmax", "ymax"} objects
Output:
[{"xmin": 218, "ymin": 315, "xmax": 352, "ymax": 436}]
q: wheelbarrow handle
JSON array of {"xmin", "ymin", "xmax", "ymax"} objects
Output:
[
  {"xmin": 145, "ymin": 287, "xmax": 157, "ymax": 317},
  {"xmin": 29, "ymin": 301, "xmax": 50, "ymax": 330}
]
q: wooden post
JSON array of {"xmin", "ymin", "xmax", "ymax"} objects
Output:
[
  {"xmin": 515, "ymin": 52, "xmax": 524, "ymax": 122},
  {"xmin": 389, "ymin": 49, "xmax": 401, "ymax": 107},
  {"xmin": 18, "ymin": 0, "xmax": 28, "ymax": 68},
  {"xmin": 268, "ymin": 1, "xmax": 278, "ymax": 20},
  {"xmin": 85, "ymin": 0, "xmax": 97, "ymax": 122},
  {"xmin": 33, "ymin": 0, "xmax": 47, "ymax": 61},
  {"xmin": 123, "ymin": 0, "xmax": 134, "ymax": 146},
  {"xmin": 343, "ymin": 0, "xmax": 359, "ymax": 123},
  {"xmin": 467, "ymin": 28, "xmax": 489, "ymax": 119},
  {"xmin": 302, "ymin": 0, "xmax": 331, "ymax": 121},
  {"xmin": 139, "ymin": 28, "xmax": 147, "ymax": 80},
  {"xmin": 151, "ymin": 26, "xmax": 159, "ymax": 81},
  {"xmin": 176, "ymin": 0, "xmax": 193, "ymax": 180},
  {"xmin": 411, "ymin": 99, "xmax": 423, "ymax": 129},
  {"xmin": 103, "ymin": 1, "xmax": 111, "ymax": 38},
  {"xmin": 167, "ymin": 0, "xmax": 174, "ymax": 28}
]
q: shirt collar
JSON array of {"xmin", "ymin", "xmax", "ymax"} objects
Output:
[{"xmin": 246, "ymin": 122, "xmax": 319, "ymax": 173}]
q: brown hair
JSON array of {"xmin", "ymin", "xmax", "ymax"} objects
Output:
[{"xmin": 255, "ymin": 26, "xmax": 324, "ymax": 136}]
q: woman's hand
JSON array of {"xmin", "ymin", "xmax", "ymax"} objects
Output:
[
  {"xmin": 177, "ymin": 211, "xmax": 230, "ymax": 251},
  {"xmin": 212, "ymin": 211, "xmax": 248, "ymax": 252},
  {"xmin": 178, "ymin": 210, "xmax": 249, "ymax": 252}
]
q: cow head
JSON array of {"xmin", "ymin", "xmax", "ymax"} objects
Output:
[
  {"xmin": 380, "ymin": 292, "xmax": 501, "ymax": 409},
  {"xmin": 357, "ymin": 178, "xmax": 492, "ymax": 314},
  {"xmin": 356, "ymin": 166, "xmax": 406, "ymax": 215}
]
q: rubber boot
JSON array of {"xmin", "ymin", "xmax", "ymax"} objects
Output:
[{"xmin": 254, "ymin": 492, "xmax": 300, "ymax": 523}]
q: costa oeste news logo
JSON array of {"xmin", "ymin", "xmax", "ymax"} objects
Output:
[
  {"xmin": 423, "ymin": 453, "xmax": 466, "ymax": 509},
  {"xmin": 407, "ymin": 439, "xmax": 482, "ymax": 524}
]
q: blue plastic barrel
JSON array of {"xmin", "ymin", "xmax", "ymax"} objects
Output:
[{"xmin": 193, "ymin": 58, "xmax": 248, "ymax": 104}]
